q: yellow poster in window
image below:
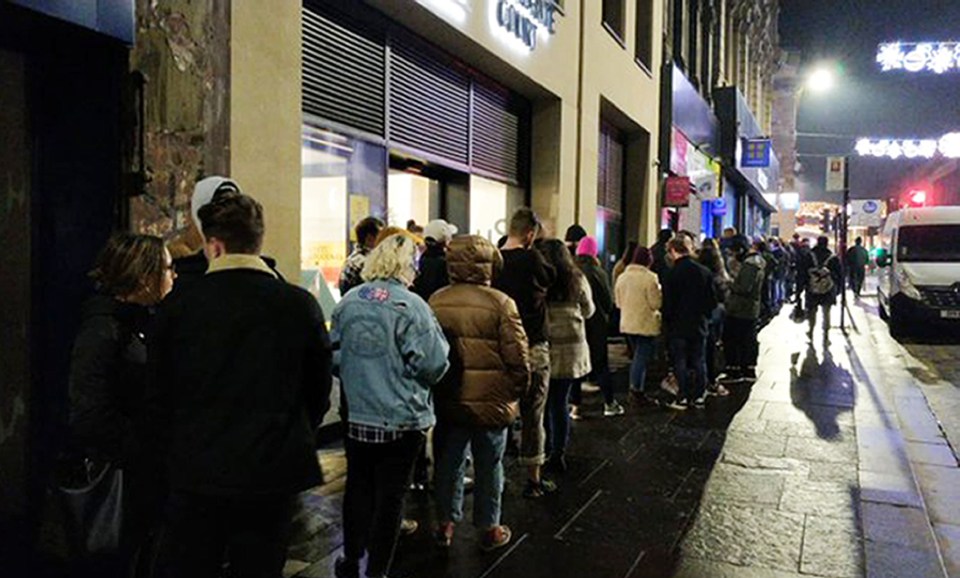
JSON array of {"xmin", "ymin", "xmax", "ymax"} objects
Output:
[{"xmin": 349, "ymin": 195, "xmax": 370, "ymax": 242}]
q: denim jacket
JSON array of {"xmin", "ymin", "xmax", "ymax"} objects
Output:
[{"xmin": 331, "ymin": 279, "xmax": 450, "ymax": 431}]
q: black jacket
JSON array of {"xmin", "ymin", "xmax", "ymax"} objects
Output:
[
  {"xmin": 69, "ymin": 295, "xmax": 151, "ymax": 465},
  {"xmin": 662, "ymin": 256, "xmax": 717, "ymax": 339},
  {"xmin": 801, "ymin": 246, "xmax": 843, "ymax": 307},
  {"xmin": 576, "ymin": 256, "xmax": 614, "ymax": 358},
  {"xmin": 172, "ymin": 250, "xmax": 284, "ymax": 295},
  {"xmin": 412, "ymin": 241, "xmax": 450, "ymax": 301},
  {"xmin": 493, "ymin": 247, "xmax": 555, "ymax": 346},
  {"xmin": 147, "ymin": 265, "xmax": 332, "ymax": 496}
]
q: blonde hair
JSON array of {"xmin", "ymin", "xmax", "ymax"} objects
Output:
[
  {"xmin": 374, "ymin": 225, "xmax": 422, "ymax": 247},
  {"xmin": 362, "ymin": 233, "xmax": 420, "ymax": 285}
]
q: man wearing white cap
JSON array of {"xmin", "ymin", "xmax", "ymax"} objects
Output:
[
  {"xmin": 412, "ymin": 219, "xmax": 458, "ymax": 302},
  {"xmin": 173, "ymin": 176, "xmax": 282, "ymax": 293}
]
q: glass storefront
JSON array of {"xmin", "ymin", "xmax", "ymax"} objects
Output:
[{"xmin": 300, "ymin": 125, "xmax": 385, "ymax": 314}]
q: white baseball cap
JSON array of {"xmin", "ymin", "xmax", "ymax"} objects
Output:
[
  {"xmin": 191, "ymin": 176, "xmax": 241, "ymax": 235},
  {"xmin": 423, "ymin": 219, "xmax": 458, "ymax": 242}
]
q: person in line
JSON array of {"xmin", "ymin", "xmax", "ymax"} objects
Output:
[
  {"xmin": 493, "ymin": 208, "xmax": 558, "ymax": 498},
  {"xmin": 68, "ymin": 233, "xmax": 175, "ymax": 576},
  {"xmin": 339, "ymin": 216, "xmax": 385, "ymax": 296},
  {"xmin": 803, "ymin": 236, "xmax": 843, "ymax": 342},
  {"xmin": 614, "ymin": 246, "xmax": 662, "ymax": 406},
  {"xmin": 563, "ymin": 224, "xmax": 587, "ymax": 256},
  {"xmin": 412, "ymin": 219, "xmax": 457, "ymax": 302},
  {"xmin": 572, "ymin": 236, "xmax": 624, "ymax": 417},
  {"xmin": 172, "ymin": 176, "xmax": 283, "ymax": 291},
  {"xmin": 661, "ymin": 238, "xmax": 716, "ymax": 409},
  {"xmin": 430, "ymin": 236, "xmax": 529, "ymax": 552},
  {"xmin": 846, "ymin": 237, "xmax": 870, "ymax": 298},
  {"xmin": 540, "ymin": 239, "xmax": 595, "ymax": 473},
  {"xmin": 650, "ymin": 229, "xmax": 675, "ymax": 283},
  {"xmin": 611, "ymin": 241, "xmax": 638, "ymax": 287},
  {"xmin": 723, "ymin": 236, "xmax": 766, "ymax": 382},
  {"xmin": 793, "ymin": 237, "xmax": 813, "ymax": 309},
  {"xmin": 697, "ymin": 238, "xmax": 731, "ymax": 396},
  {"xmin": 148, "ymin": 193, "xmax": 333, "ymax": 578},
  {"xmin": 331, "ymin": 233, "xmax": 450, "ymax": 578}
]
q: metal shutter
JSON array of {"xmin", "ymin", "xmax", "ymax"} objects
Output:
[
  {"xmin": 599, "ymin": 122, "xmax": 625, "ymax": 213},
  {"xmin": 388, "ymin": 37, "xmax": 470, "ymax": 166},
  {"xmin": 302, "ymin": 2, "xmax": 386, "ymax": 137},
  {"xmin": 471, "ymin": 81, "xmax": 526, "ymax": 185}
]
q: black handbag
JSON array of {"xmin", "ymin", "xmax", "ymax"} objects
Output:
[{"xmin": 55, "ymin": 456, "xmax": 124, "ymax": 557}]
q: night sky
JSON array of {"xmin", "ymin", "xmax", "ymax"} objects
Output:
[{"xmin": 779, "ymin": 0, "xmax": 960, "ymax": 202}]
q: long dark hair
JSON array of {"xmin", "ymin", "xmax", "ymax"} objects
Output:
[
  {"xmin": 540, "ymin": 238, "xmax": 582, "ymax": 303},
  {"xmin": 619, "ymin": 240, "xmax": 639, "ymax": 267},
  {"xmin": 90, "ymin": 233, "xmax": 167, "ymax": 301},
  {"xmin": 698, "ymin": 238, "xmax": 728, "ymax": 279}
]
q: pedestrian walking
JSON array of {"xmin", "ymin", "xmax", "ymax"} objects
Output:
[
  {"xmin": 662, "ymin": 238, "xmax": 716, "ymax": 409},
  {"xmin": 845, "ymin": 237, "xmax": 870, "ymax": 298},
  {"xmin": 429, "ymin": 236, "xmax": 530, "ymax": 552},
  {"xmin": 614, "ymin": 246, "xmax": 662, "ymax": 405},
  {"xmin": 492, "ymin": 208, "xmax": 558, "ymax": 498},
  {"xmin": 66, "ymin": 233, "xmax": 175, "ymax": 577},
  {"xmin": 571, "ymin": 236, "xmax": 623, "ymax": 417},
  {"xmin": 339, "ymin": 216, "xmax": 385, "ymax": 296},
  {"xmin": 540, "ymin": 239, "xmax": 595, "ymax": 472},
  {"xmin": 698, "ymin": 238, "xmax": 731, "ymax": 396},
  {"xmin": 723, "ymin": 236, "xmax": 766, "ymax": 381},
  {"xmin": 803, "ymin": 236, "xmax": 843, "ymax": 342},
  {"xmin": 331, "ymin": 232, "xmax": 450, "ymax": 578},
  {"xmin": 148, "ymin": 193, "xmax": 333, "ymax": 578}
]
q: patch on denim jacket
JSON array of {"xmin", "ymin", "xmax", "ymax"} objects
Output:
[{"xmin": 358, "ymin": 286, "xmax": 390, "ymax": 302}]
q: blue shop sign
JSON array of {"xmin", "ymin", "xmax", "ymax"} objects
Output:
[
  {"xmin": 711, "ymin": 199, "xmax": 728, "ymax": 216},
  {"xmin": 741, "ymin": 138, "xmax": 771, "ymax": 168}
]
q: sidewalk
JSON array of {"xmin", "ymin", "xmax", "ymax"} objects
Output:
[{"xmin": 284, "ymin": 297, "xmax": 958, "ymax": 578}]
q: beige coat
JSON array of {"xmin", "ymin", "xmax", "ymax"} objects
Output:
[
  {"xmin": 547, "ymin": 275, "xmax": 595, "ymax": 380},
  {"xmin": 615, "ymin": 265, "xmax": 662, "ymax": 336}
]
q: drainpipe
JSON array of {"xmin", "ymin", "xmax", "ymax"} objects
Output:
[{"xmin": 574, "ymin": 0, "xmax": 586, "ymax": 226}]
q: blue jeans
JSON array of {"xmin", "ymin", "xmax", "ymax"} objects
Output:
[
  {"xmin": 669, "ymin": 336, "xmax": 707, "ymax": 401},
  {"xmin": 435, "ymin": 425, "xmax": 507, "ymax": 529},
  {"xmin": 544, "ymin": 379, "xmax": 576, "ymax": 458},
  {"xmin": 627, "ymin": 335, "xmax": 657, "ymax": 393}
]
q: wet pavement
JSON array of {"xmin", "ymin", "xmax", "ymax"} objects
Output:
[{"xmin": 286, "ymin": 285, "xmax": 960, "ymax": 578}]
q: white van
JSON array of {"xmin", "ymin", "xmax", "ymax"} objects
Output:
[{"xmin": 877, "ymin": 206, "xmax": 960, "ymax": 337}]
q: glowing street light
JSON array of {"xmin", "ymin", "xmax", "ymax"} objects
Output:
[{"xmin": 806, "ymin": 68, "xmax": 835, "ymax": 93}]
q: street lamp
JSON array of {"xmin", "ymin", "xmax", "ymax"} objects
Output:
[{"xmin": 806, "ymin": 67, "xmax": 836, "ymax": 94}]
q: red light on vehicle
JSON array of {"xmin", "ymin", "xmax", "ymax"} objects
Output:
[{"xmin": 907, "ymin": 189, "xmax": 928, "ymax": 207}]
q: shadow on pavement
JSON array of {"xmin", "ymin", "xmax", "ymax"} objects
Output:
[{"xmin": 789, "ymin": 343, "xmax": 856, "ymax": 441}]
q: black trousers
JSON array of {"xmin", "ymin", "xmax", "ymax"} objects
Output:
[
  {"xmin": 724, "ymin": 316, "xmax": 758, "ymax": 370},
  {"xmin": 343, "ymin": 432, "xmax": 424, "ymax": 577},
  {"xmin": 155, "ymin": 491, "xmax": 297, "ymax": 578}
]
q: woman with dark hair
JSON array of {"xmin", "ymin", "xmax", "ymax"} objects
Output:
[
  {"xmin": 698, "ymin": 239, "xmax": 731, "ymax": 397},
  {"xmin": 68, "ymin": 232, "xmax": 175, "ymax": 575},
  {"xmin": 539, "ymin": 239, "xmax": 595, "ymax": 473},
  {"xmin": 612, "ymin": 240, "xmax": 639, "ymax": 286},
  {"xmin": 614, "ymin": 246, "xmax": 663, "ymax": 405}
]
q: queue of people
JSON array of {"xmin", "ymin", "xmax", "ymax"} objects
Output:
[{"xmin": 64, "ymin": 174, "xmax": 852, "ymax": 577}]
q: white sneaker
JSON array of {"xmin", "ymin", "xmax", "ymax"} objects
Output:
[
  {"xmin": 603, "ymin": 401, "xmax": 626, "ymax": 417},
  {"xmin": 580, "ymin": 382, "xmax": 601, "ymax": 394}
]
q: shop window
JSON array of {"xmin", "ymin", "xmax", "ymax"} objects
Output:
[
  {"xmin": 635, "ymin": 0, "xmax": 654, "ymax": 70},
  {"xmin": 602, "ymin": 0, "xmax": 625, "ymax": 44},
  {"xmin": 387, "ymin": 171, "xmax": 438, "ymax": 229},
  {"xmin": 597, "ymin": 120, "xmax": 627, "ymax": 268},
  {"xmin": 301, "ymin": 125, "xmax": 385, "ymax": 313},
  {"xmin": 469, "ymin": 175, "xmax": 525, "ymax": 243}
]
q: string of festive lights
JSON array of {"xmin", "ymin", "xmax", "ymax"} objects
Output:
[
  {"xmin": 856, "ymin": 133, "xmax": 960, "ymax": 159},
  {"xmin": 877, "ymin": 42, "xmax": 960, "ymax": 73}
]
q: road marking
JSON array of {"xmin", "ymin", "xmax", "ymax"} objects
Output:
[
  {"xmin": 476, "ymin": 532, "xmax": 528, "ymax": 578},
  {"xmin": 553, "ymin": 489, "xmax": 604, "ymax": 540},
  {"xmin": 578, "ymin": 459, "xmax": 610, "ymax": 487}
]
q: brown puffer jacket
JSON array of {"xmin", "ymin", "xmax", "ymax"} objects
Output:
[{"xmin": 429, "ymin": 236, "xmax": 530, "ymax": 429}]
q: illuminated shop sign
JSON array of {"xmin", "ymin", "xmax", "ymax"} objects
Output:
[
  {"xmin": 856, "ymin": 133, "xmax": 960, "ymax": 159},
  {"xmin": 494, "ymin": 0, "xmax": 557, "ymax": 51},
  {"xmin": 877, "ymin": 42, "xmax": 960, "ymax": 73}
]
